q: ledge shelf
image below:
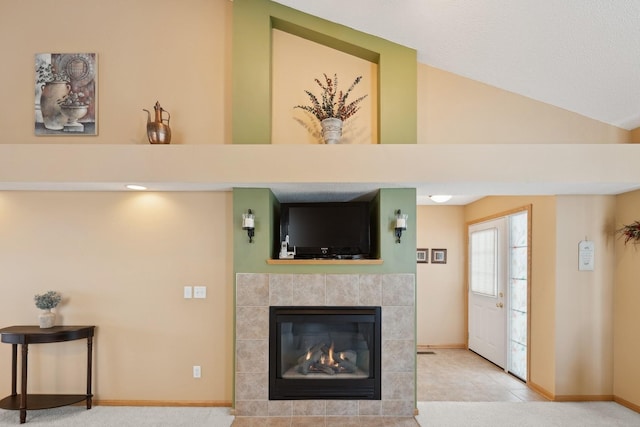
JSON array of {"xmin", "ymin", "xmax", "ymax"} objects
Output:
[{"xmin": 267, "ymin": 259, "xmax": 383, "ymax": 265}]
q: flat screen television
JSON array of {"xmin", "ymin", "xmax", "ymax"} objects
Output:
[{"xmin": 279, "ymin": 202, "xmax": 372, "ymax": 259}]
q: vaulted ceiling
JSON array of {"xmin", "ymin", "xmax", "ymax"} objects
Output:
[{"xmin": 276, "ymin": 0, "xmax": 640, "ymax": 130}]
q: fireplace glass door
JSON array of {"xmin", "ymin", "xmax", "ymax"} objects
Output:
[{"xmin": 269, "ymin": 306, "xmax": 381, "ymax": 400}]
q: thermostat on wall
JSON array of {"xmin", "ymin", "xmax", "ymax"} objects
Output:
[{"xmin": 578, "ymin": 240, "xmax": 595, "ymax": 271}]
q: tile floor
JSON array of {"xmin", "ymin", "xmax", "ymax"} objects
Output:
[
  {"xmin": 417, "ymin": 348, "xmax": 546, "ymax": 402},
  {"xmin": 231, "ymin": 348, "xmax": 545, "ymax": 426}
]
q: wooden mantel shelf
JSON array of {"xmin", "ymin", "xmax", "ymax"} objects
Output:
[{"xmin": 267, "ymin": 259, "xmax": 383, "ymax": 265}]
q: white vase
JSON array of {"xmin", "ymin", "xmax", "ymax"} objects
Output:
[
  {"xmin": 321, "ymin": 118, "xmax": 343, "ymax": 144},
  {"xmin": 40, "ymin": 81, "xmax": 71, "ymax": 130},
  {"xmin": 60, "ymin": 104, "xmax": 89, "ymax": 132},
  {"xmin": 38, "ymin": 309, "xmax": 55, "ymax": 328}
]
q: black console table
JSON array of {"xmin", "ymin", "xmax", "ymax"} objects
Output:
[{"xmin": 0, "ymin": 325, "xmax": 95, "ymax": 424}]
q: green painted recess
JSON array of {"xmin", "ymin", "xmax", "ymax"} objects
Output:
[
  {"xmin": 377, "ymin": 188, "xmax": 417, "ymax": 274},
  {"xmin": 233, "ymin": 188, "xmax": 416, "ymax": 275},
  {"xmin": 233, "ymin": 188, "xmax": 277, "ymax": 274},
  {"xmin": 232, "ymin": 0, "xmax": 417, "ymax": 145}
]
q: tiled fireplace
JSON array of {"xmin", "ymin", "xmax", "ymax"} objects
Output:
[
  {"xmin": 269, "ymin": 305, "xmax": 382, "ymax": 400},
  {"xmin": 235, "ymin": 273, "xmax": 416, "ymax": 418}
]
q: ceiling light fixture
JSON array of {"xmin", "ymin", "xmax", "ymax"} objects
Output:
[
  {"xmin": 429, "ymin": 195, "xmax": 452, "ymax": 203},
  {"xmin": 126, "ymin": 184, "xmax": 147, "ymax": 191}
]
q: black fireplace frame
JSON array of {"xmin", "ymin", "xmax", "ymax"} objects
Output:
[{"xmin": 269, "ymin": 306, "xmax": 382, "ymax": 400}]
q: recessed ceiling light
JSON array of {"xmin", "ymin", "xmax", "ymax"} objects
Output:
[
  {"xmin": 429, "ymin": 195, "xmax": 452, "ymax": 203},
  {"xmin": 126, "ymin": 184, "xmax": 147, "ymax": 191}
]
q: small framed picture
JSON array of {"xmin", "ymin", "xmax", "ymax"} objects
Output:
[
  {"xmin": 35, "ymin": 53, "xmax": 98, "ymax": 136},
  {"xmin": 431, "ymin": 248, "xmax": 447, "ymax": 264},
  {"xmin": 417, "ymin": 248, "xmax": 428, "ymax": 263}
]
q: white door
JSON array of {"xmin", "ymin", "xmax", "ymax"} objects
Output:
[{"xmin": 468, "ymin": 218, "xmax": 508, "ymax": 369}]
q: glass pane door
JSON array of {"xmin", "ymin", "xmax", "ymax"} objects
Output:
[
  {"xmin": 508, "ymin": 211, "xmax": 528, "ymax": 380},
  {"xmin": 470, "ymin": 228, "xmax": 498, "ymax": 297}
]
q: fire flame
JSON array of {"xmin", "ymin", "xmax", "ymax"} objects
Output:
[
  {"xmin": 327, "ymin": 342, "xmax": 335, "ymax": 365},
  {"xmin": 294, "ymin": 341, "xmax": 359, "ymax": 377}
]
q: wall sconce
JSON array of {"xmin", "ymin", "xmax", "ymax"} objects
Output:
[
  {"xmin": 242, "ymin": 209, "xmax": 255, "ymax": 243},
  {"xmin": 394, "ymin": 209, "xmax": 408, "ymax": 243}
]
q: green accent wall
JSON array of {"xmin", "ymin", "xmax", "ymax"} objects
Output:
[
  {"xmin": 233, "ymin": 188, "xmax": 276, "ymax": 273},
  {"xmin": 232, "ymin": 0, "xmax": 417, "ymax": 145},
  {"xmin": 377, "ymin": 188, "xmax": 417, "ymax": 273},
  {"xmin": 233, "ymin": 188, "xmax": 416, "ymax": 275}
]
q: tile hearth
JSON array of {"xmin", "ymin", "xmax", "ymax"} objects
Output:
[{"xmin": 235, "ymin": 273, "xmax": 416, "ymax": 418}]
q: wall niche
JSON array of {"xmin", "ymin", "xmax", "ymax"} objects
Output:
[{"xmin": 232, "ymin": 0, "xmax": 417, "ymax": 145}]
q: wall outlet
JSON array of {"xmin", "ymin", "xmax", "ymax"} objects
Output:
[
  {"xmin": 183, "ymin": 286, "xmax": 193, "ymax": 299},
  {"xmin": 193, "ymin": 286, "xmax": 207, "ymax": 299},
  {"xmin": 193, "ymin": 365, "xmax": 201, "ymax": 378}
]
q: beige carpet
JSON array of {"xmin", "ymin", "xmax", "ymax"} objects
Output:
[
  {"xmin": 2, "ymin": 401, "xmax": 639, "ymax": 426},
  {"xmin": 416, "ymin": 401, "xmax": 640, "ymax": 427},
  {"xmin": 0, "ymin": 406, "xmax": 234, "ymax": 426}
]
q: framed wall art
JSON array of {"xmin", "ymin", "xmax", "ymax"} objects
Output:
[
  {"xmin": 417, "ymin": 248, "xmax": 428, "ymax": 263},
  {"xmin": 35, "ymin": 53, "xmax": 97, "ymax": 136},
  {"xmin": 431, "ymin": 248, "xmax": 447, "ymax": 264}
]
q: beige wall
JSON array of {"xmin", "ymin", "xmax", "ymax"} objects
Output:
[
  {"xmin": 415, "ymin": 197, "xmax": 631, "ymax": 401},
  {"xmin": 631, "ymin": 127, "xmax": 640, "ymax": 143},
  {"xmin": 416, "ymin": 206, "xmax": 465, "ymax": 346},
  {"xmin": 0, "ymin": 0, "xmax": 231, "ymax": 145},
  {"xmin": 1, "ymin": 0, "xmax": 639, "ymax": 408},
  {"xmin": 272, "ymin": 29, "xmax": 377, "ymax": 144},
  {"xmin": 465, "ymin": 197, "xmax": 557, "ymax": 396},
  {"xmin": 614, "ymin": 190, "xmax": 640, "ymax": 407},
  {"xmin": 0, "ymin": 0, "xmax": 629, "ymax": 147},
  {"xmin": 418, "ymin": 65, "xmax": 630, "ymax": 144},
  {"xmin": 461, "ymin": 196, "xmax": 622, "ymax": 400},
  {"xmin": 0, "ymin": 192, "xmax": 233, "ymax": 403},
  {"xmin": 554, "ymin": 196, "xmax": 615, "ymax": 397}
]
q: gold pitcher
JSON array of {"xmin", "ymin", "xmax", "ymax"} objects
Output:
[{"xmin": 143, "ymin": 101, "xmax": 171, "ymax": 144}]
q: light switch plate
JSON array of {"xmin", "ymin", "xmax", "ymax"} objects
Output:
[
  {"xmin": 183, "ymin": 286, "xmax": 193, "ymax": 299},
  {"xmin": 194, "ymin": 286, "xmax": 207, "ymax": 299}
]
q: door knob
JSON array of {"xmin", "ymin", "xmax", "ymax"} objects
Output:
[{"xmin": 496, "ymin": 302, "xmax": 504, "ymax": 308}]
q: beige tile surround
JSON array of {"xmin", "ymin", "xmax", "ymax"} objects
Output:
[{"xmin": 235, "ymin": 273, "xmax": 416, "ymax": 418}]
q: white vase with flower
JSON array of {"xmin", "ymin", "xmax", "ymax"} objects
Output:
[
  {"xmin": 294, "ymin": 73, "xmax": 367, "ymax": 144},
  {"xmin": 34, "ymin": 291, "xmax": 62, "ymax": 328}
]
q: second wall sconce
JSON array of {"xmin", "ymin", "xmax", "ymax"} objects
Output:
[
  {"xmin": 242, "ymin": 209, "xmax": 255, "ymax": 243},
  {"xmin": 394, "ymin": 209, "xmax": 408, "ymax": 243}
]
